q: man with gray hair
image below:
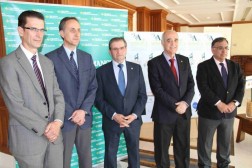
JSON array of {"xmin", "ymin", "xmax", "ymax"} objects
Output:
[{"xmin": 148, "ymin": 30, "xmax": 195, "ymax": 168}]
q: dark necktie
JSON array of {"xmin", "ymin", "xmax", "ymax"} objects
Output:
[
  {"xmin": 169, "ymin": 58, "xmax": 178, "ymax": 84},
  {"xmin": 118, "ymin": 64, "xmax": 125, "ymax": 96},
  {"xmin": 220, "ymin": 63, "xmax": 228, "ymax": 88},
  {"xmin": 70, "ymin": 51, "xmax": 79, "ymax": 82},
  {"xmin": 31, "ymin": 55, "xmax": 49, "ymax": 107}
]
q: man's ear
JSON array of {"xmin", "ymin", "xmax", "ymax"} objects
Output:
[
  {"xmin": 17, "ymin": 26, "xmax": 24, "ymax": 37},
  {"xmin": 59, "ymin": 30, "xmax": 64, "ymax": 39}
]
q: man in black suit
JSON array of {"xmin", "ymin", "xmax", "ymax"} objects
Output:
[
  {"xmin": 95, "ymin": 37, "xmax": 147, "ymax": 168},
  {"xmin": 196, "ymin": 37, "xmax": 245, "ymax": 168},
  {"xmin": 148, "ymin": 30, "xmax": 195, "ymax": 168}
]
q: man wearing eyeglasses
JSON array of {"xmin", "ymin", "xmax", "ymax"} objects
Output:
[
  {"xmin": 95, "ymin": 37, "xmax": 147, "ymax": 168},
  {"xmin": 46, "ymin": 17, "xmax": 97, "ymax": 168},
  {"xmin": 0, "ymin": 10, "xmax": 65, "ymax": 168},
  {"xmin": 196, "ymin": 37, "xmax": 245, "ymax": 168}
]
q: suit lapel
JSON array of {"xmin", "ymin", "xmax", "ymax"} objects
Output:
[
  {"xmin": 57, "ymin": 46, "xmax": 78, "ymax": 81},
  {"xmin": 76, "ymin": 50, "xmax": 85, "ymax": 104},
  {"xmin": 16, "ymin": 47, "xmax": 44, "ymax": 97},
  {"xmin": 124, "ymin": 62, "xmax": 133, "ymax": 96},
  {"xmin": 176, "ymin": 55, "xmax": 184, "ymax": 86},
  {"xmin": 226, "ymin": 59, "xmax": 231, "ymax": 89},
  {"xmin": 108, "ymin": 62, "xmax": 123, "ymax": 96}
]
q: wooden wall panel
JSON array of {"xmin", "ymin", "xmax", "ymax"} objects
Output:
[
  {"xmin": 136, "ymin": 7, "xmax": 150, "ymax": 31},
  {"xmin": 150, "ymin": 9, "xmax": 168, "ymax": 32}
]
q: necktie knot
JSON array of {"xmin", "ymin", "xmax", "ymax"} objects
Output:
[
  {"xmin": 219, "ymin": 62, "xmax": 224, "ymax": 67},
  {"xmin": 169, "ymin": 58, "xmax": 175, "ymax": 64},
  {"xmin": 118, "ymin": 63, "xmax": 123, "ymax": 69},
  {"xmin": 70, "ymin": 51, "xmax": 74, "ymax": 58},
  {"xmin": 31, "ymin": 55, "xmax": 36, "ymax": 62}
]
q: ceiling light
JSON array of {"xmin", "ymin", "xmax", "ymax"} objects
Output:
[{"xmin": 172, "ymin": 0, "xmax": 180, "ymax": 5}]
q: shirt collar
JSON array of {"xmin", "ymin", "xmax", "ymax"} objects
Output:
[
  {"xmin": 213, "ymin": 57, "xmax": 227, "ymax": 66},
  {"xmin": 163, "ymin": 52, "xmax": 176, "ymax": 62},
  {"xmin": 20, "ymin": 44, "xmax": 39, "ymax": 60},
  {"xmin": 63, "ymin": 45, "xmax": 77, "ymax": 58},
  {"xmin": 112, "ymin": 60, "xmax": 126, "ymax": 68}
]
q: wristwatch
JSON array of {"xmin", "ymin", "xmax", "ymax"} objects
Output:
[{"xmin": 233, "ymin": 100, "xmax": 239, "ymax": 107}]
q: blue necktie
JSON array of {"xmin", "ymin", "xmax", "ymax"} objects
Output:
[
  {"xmin": 220, "ymin": 63, "xmax": 228, "ymax": 88},
  {"xmin": 118, "ymin": 64, "xmax": 125, "ymax": 96},
  {"xmin": 70, "ymin": 51, "xmax": 79, "ymax": 82}
]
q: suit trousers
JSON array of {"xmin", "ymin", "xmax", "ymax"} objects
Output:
[
  {"xmin": 154, "ymin": 115, "xmax": 191, "ymax": 168},
  {"xmin": 197, "ymin": 116, "xmax": 234, "ymax": 168},
  {"xmin": 15, "ymin": 140, "xmax": 63, "ymax": 168},
  {"xmin": 62, "ymin": 127, "xmax": 91, "ymax": 168},
  {"xmin": 103, "ymin": 120, "xmax": 142, "ymax": 168}
]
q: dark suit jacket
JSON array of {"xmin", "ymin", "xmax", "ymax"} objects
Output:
[
  {"xmin": 148, "ymin": 54, "xmax": 195, "ymax": 124},
  {"xmin": 196, "ymin": 57, "xmax": 245, "ymax": 119},
  {"xmin": 95, "ymin": 61, "xmax": 147, "ymax": 131},
  {"xmin": 46, "ymin": 46, "xmax": 97, "ymax": 131}
]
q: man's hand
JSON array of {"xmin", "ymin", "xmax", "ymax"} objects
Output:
[
  {"xmin": 216, "ymin": 101, "xmax": 230, "ymax": 113},
  {"xmin": 226, "ymin": 102, "xmax": 236, "ymax": 113},
  {"xmin": 113, "ymin": 114, "xmax": 129, "ymax": 127},
  {"xmin": 44, "ymin": 121, "xmax": 62, "ymax": 143},
  {"xmin": 69, "ymin": 110, "xmax": 86, "ymax": 126},
  {"xmin": 175, "ymin": 101, "xmax": 188, "ymax": 114},
  {"xmin": 123, "ymin": 114, "xmax": 136, "ymax": 127}
]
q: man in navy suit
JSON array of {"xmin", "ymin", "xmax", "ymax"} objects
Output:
[
  {"xmin": 148, "ymin": 30, "xmax": 195, "ymax": 168},
  {"xmin": 95, "ymin": 37, "xmax": 147, "ymax": 168},
  {"xmin": 46, "ymin": 17, "xmax": 97, "ymax": 168},
  {"xmin": 196, "ymin": 37, "xmax": 245, "ymax": 168}
]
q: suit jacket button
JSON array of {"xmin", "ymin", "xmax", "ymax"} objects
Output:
[
  {"xmin": 43, "ymin": 102, "xmax": 47, "ymax": 105},
  {"xmin": 227, "ymin": 91, "xmax": 229, "ymax": 94},
  {"xmin": 45, "ymin": 116, "xmax": 48, "ymax": 118}
]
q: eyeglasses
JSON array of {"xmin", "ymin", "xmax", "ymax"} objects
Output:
[
  {"xmin": 111, "ymin": 46, "xmax": 126, "ymax": 51},
  {"xmin": 212, "ymin": 46, "xmax": 229, "ymax": 51},
  {"xmin": 22, "ymin": 27, "xmax": 47, "ymax": 33}
]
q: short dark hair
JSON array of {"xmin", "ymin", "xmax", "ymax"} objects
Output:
[
  {"xmin": 18, "ymin": 10, "xmax": 44, "ymax": 27},
  {"xmin": 59, "ymin": 17, "xmax": 79, "ymax": 31},
  {"xmin": 211, "ymin": 37, "xmax": 228, "ymax": 47},
  {"xmin": 108, "ymin": 37, "xmax": 127, "ymax": 50}
]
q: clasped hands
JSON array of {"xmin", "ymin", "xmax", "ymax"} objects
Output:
[
  {"xmin": 175, "ymin": 101, "xmax": 188, "ymax": 114},
  {"xmin": 113, "ymin": 113, "xmax": 136, "ymax": 127},
  {"xmin": 217, "ymin": 101, "xmax": 236, "ymax": 113},
  {"xmin": 44, "ymin": 120, "xmax": 62, "ymax": 143}
]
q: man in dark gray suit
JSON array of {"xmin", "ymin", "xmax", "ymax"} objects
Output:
[
  {"xmin": 196, "ymin": 37, "xmax": 245, "ymax": 168},
  {"xmin": 95, "ymin": 37, "xmax": 147, "ymax": 168},
  {"xmin": 0, "ymin": 10, "xmax": 65, "ymax": 168},
  {"xmin": 46, "ymin": 17, "xmax": 97, "ymax": 168}
]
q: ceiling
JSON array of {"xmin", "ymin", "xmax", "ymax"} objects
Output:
[{"xmin": 124, "ymin": 0, "xmax": 252, "ymax": 26}]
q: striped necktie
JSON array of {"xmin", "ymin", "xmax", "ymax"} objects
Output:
[{"xmin": 31, "ymin": 55, "xmax": 49, "ymax": 108}]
